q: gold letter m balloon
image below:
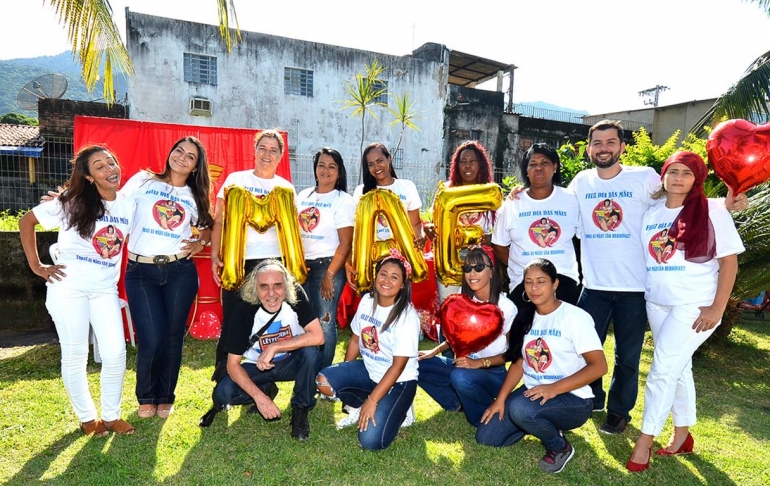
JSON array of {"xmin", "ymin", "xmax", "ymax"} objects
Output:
[
  {"xmin": 219, "ymin": 186, "xmax": 307, "ymax": 290},
  {"xmin": 352, "ymin": 189, "xmax": 427, "ymax": 292}
]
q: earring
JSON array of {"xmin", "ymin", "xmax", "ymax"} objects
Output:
[{"xmin": 522, "ymin": 291, "xmax": 531, "ymax": 303}]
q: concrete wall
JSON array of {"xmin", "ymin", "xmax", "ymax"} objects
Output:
[
  {"xmin": 126, "ymin": 11, "xmax": 447, "ymax": 191},
  {"xmin": 651, "ymin": 99, "xmax": 715, "ymax": 145}
]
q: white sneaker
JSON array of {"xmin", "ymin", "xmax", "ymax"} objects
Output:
[
  {"xmin": 401, "ymin": 404, "xmax": 415, "ymax": 428},
  {"xmin": 336, "ymin": 405, "xmax": 360, "ymax": 429}
]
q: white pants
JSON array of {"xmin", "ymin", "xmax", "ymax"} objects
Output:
[
  {"xmin": 46, "ymin": 285, "xmax": 126, "ymax": 422},
  {"xmin": 641, "ymin": 301, "xmax": 717, "ymax": 436}
]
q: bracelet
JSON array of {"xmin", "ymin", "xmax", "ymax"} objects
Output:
[
  {"xmin": 324, "ymin": 269, "xmax": 335, "ymax": 279},
  {"xmin": 483, "ymin": 358, "xmax": 491, "ymax": 369},
  {"xmin": 366, "ymin": 396, "xmax": 378, "ymax": 406}
]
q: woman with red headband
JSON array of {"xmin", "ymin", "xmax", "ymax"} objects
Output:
[
  {"xmin": 627, "ymin": 151, "xmax": 744, "ymax": 472},
  {"xmin": 417, "ymin": 246, "xmax": 516, "ymax": 427}
]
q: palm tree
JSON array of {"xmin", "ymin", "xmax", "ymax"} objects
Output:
[
  {"xmin": 692, "ymin": 0, "xmax": 770, "ymax": 134},
  {"xmin": 387, "ymin": 92, "xmax": 420, "ymax": 163},
  {"xmin": 45, "ymin": 0, "xmax": 240, "ymax": 105}
]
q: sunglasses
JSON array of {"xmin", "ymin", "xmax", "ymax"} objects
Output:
[{"xmin": 462, "ymin": 263, "xmax": 492, "ymax": 273}]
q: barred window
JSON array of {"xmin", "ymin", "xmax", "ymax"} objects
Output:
[
  {"xmin": 184, "ymin": 53, "xmax": 217, "ymax": 86},
  {"xmin": 284, "ymin": 67, "xmax": 313, "ymax": 97},
  {"xmin": 372, "ymin": 80, "xmax": 388, "ymax": 104},
  {"xmin": 390, "ymin": 147, "xmax": 404, "ymax": 170}
]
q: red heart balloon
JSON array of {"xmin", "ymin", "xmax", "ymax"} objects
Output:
[
  {"xmin": 438, "ymin": 293, "xmax": 503, "ymax": 358},
  {"xmin": 190, "ymin": 311, "xmax": 221, "ymax": 340},
  {"xmin": 707, "ymin": 119, "xmax": 770, "ymax": 194}
]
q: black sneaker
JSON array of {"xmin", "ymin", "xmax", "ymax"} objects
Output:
[
  {"xmin": 599, "ymin": 413, "xmax": 628, "ymax": 434},
  {"xmin": 538, "ymin": 439, "xmax": 575, "ymax": 473},
  {"xmin": 199, "ymin": 405, "xmax": 225, "ymax": 427},
  {"xmin": 290, "ymin": 406, "xmax": 310, "ymax": 440}
]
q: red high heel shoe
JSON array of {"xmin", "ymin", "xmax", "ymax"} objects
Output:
[
  {"xmin": 655, "ymin": 433, "xmax": 694, "ymax": 456},
  {"xmin": 626, "ymin": 447, "xmax": 652, "ymax": 472}
]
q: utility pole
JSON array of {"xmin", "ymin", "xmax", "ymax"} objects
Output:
[{"xmin": 639, "ymin": 85, "xmax": 669, "ymax": 107}]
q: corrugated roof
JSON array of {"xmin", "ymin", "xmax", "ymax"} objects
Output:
[
  {"xmin": 0, "ymin": 123, "xmax": 45, "ymax": 147},
  {"xmin": 448, "ymin": 50, "xmax": 517, "ymax": 87}
]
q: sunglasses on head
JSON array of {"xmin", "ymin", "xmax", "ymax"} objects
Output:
[{"xmin": 462, "ymin": 263, "xmax": 492, "ymax": 273}]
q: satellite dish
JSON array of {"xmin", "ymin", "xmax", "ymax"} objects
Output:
[{"xmin": 17, "ymin": 73, "xmax": 68, "ymax": 111}]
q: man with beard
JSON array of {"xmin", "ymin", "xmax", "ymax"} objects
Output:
[{"xmin": 569, "ymin": 120, "xmax": 746, "ymax": 435}]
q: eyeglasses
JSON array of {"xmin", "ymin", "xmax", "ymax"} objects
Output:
[{"xmin": 462, "ymin": 263, "xmax": 492, "ymax": 273}]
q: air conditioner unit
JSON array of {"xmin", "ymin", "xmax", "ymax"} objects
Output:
[{"xmin": 189, "ymin": 97, "xmax": 212, "ymax": 116}]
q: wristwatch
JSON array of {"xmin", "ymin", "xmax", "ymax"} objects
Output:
[
  {"xmin": 199, "ymin": 239, "xmax": 209, "ymax": 247},
  {"xmin": 483, "ymin": 358, "xmax": 491, "ymax": 368}
]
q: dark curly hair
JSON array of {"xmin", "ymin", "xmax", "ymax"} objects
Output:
[{"xmin": 448, "ymin": 140, "xmax": 493, "ymax": 186}]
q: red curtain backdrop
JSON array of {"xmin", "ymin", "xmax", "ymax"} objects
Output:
[{"xmin": 73, "ymin": 116, "xmax": 292, "ymax": 340}]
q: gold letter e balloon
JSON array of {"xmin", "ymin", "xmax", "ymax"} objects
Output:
[
  {"xmin": 219, "ymin": 186, "xmax": 308, "ymax": 291},
  {"xmin": 352, "ymin": 189, "xmax": 427, "ymax": 292}
]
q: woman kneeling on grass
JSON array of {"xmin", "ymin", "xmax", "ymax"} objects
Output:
[
  {"xmin": 476, "ymin": 258, "xmax": 607, "ymax": 473},
  {"xmin": 626, "ymin": 151, "xmax": 743, "ymax": 472},
  {"xmin": 316, "ymin": 250, "xmax": 420, "ymax": 450}
]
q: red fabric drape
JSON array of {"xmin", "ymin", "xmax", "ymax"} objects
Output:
[{"xmin": 73, "ymin": 116, "xmax": 292, "ymax": 340}]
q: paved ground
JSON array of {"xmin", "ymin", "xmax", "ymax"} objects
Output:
[{"xmin": 0, "ymin": 329, "xmax": 58, "ymax": 360}]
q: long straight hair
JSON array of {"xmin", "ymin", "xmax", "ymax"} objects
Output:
[
  {"xmin": 59, "ymin": 145, "xmax": 115, "ymax": 239},
  {"xmin": 460, "ymin": 247, "xmax": 502, "ymax": 305},
  {"xmin": 151, "ymin": 136, "xmax": 214, "ymax": 228},
  {"xmin": 361, "ymin": 142, "xmax": 397, "ymax": 194},
  {"xmin": 370, "ymin": 257, "xmax": 412, "ymax": 332},
  {"xmin": 505, "ymin": 258, "xmax": 558, "ymax": 362}
]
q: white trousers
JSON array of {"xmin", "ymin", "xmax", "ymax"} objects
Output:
[
  {"xmin": 641, "ymin": 301, "xmax": 717, "ymax": 436},
  {"xmin": 46, "ymin": 285, "xmax": 127, "ymax": 422}
]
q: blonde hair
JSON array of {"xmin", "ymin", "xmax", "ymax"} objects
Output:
[{"xmin": 239, "ymin": 259, "xmax": 298, "ymax": 305}]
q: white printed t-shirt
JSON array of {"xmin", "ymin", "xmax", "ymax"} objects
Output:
[
  {"xmin": 33, "ymin": 194, "xmax": 133, "ymax": 292},
  {"xmin": 642, "ymin": 199, "xmax": 744, "ymax": 307},
  {"xmin": 217, "ymin": 170, "xmax": 296, "ymax": 259},
  {"xmin": 351, "ymin": 294, "xmax": 420, "ymax": 383},
  {"xmin": 569, "ymin": 165, "xmax": 659, "ymax": 291},
  {"xmin": 121, "ymin": 171, "xmax": 199, "ymax": 256},
  {"xmin": 467, "ymin": 293, "xmax": 517, "ymax": 359},
  {"xmin": 521, "ymin": 302, "xmax": 603, "ymax": 399},
  {"xmin": 295, "ymin": 187, "xmax": 355, "ymax": 259},
  {"xmin": 353, "ymin": 179, "xmax": 422, "ymax": 241},
  {"xmin": 492, "ymin": 186, "xmax": 580, "ymax": 289}
]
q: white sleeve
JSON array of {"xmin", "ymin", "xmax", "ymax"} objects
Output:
[
  {"xmin": 31, "ymin": 199, "xmax": 65, "ymax": 231},
  {"xmin": 391, "ymin": 307, "xmax": 420, "ymax": 358},
  {"xmin": 645, "ymin": 169, "xmax": 661, "ymax": 208},
  {"xmin": 491, "ymin": 201, "xmax": 513, "ymax": 246},
  {"xmin": 569, "ymin": 307, "xmax": 603, "ymax": 356},
  {"xmin": 710, "ymin": 201, "xmax": 745, "ymax": 258},
  {"xmin": 404, "ymin": 180, "xmax": 422, "ymax": 211},
  {"xmin": 119, "ymin": 171, "xmax": 148, "ymax": 198},
  {"xmin": 334, "ymin": 193, "xmax": 356, "ymax": 229},
  {"xmin": 216, "ymin": 173, "xmax": 236, "ymax": 199}
]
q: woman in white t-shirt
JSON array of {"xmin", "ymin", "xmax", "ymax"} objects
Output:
[
  {"xmin": 476, "ymin": 258, "xmax": 607, "ymax": 474},
  {"xmin": 627, "ymin": 151, "xmax": 743, "ymax": 472},
  {"xmin": 121, "ymin": 136, "xmax": 214, "ymax": 419},
  {"xmin": 417, "ymin": 246, "xmax": 516, "ymax": 426},
  {"xmin": 209, "ymin": 130, "xmax": 296, "ymax": 379},
  {"xmin": 492, "ymin": 143, "xmax": 580, "ymax": 311},
  {"xmin": 296, "ymin": 147, "xmax": 355, "ymax": 368},
  {"xmin": 424, "ymin": 141, "xmax": 497, "ymax": 302},
  {"xmin": 316, "ymin": 250, "xmax": 421, "ymax": 450},
  {"xmin": 20, "ymin": 145, "xmax": 136, "ymax": 436}
]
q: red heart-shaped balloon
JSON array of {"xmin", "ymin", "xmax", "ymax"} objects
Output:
[
  {"xmin": 190, "ymin": 311, "xmax": 221, "ymax": 340},
  {"xmin": 707, "ymin": 119, "xmax": 770, "ymax": 195},
  {"xmin": 438, "ymin": 293, "xmax": 503, "ymax": 358}
]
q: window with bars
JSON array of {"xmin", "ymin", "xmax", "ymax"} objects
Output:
[
  {"xmin": 183, "ymin": 53, "xmax": 217, "ymax": 86},
  {"xmin": 390, "ymin": 147, "xmax": 404, "ymax": 169},
  {"xmin": 284, "ymin": 67, "xmax": 314, "ymax": 97},
  {"xmin": 372, "ymin": 80, "xmax": 388, "ymax": 104},
  {"xmin": 470, "ymin": 129, "xmax": 482, "ymax": 141}
]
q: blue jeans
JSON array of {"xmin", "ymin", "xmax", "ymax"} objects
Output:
[
  {"xmin": 319, "ymin": 360, "xmax": 417, "ymax": 450},
  {"xmin": 125, "ymin": 258, "xmax": 198, "ymax": 405},
  {"xmin": 475, "ymin": 386, "xmax": 592, "ymax": 451},
  {"xmin": 303, "ymin": 257, "xmax": 345, "ymax": 368},
  {"xmin": 578, "ymin": 288, "xmax": 647, "ymax": 420},
  {"xmin": 418, "ymin": 356, "xmax": 505, "ymax": 426},
  {"xmin": 213, "ymin": 346, "xmax": 322, "ymax": 409}
]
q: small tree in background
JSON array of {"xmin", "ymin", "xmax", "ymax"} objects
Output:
[
  {"xmin": 388, "ymin": 92, "xmax": 419, "ymax": 162},
  {"xmin": 0, "ymin": 113, "xmax": 39, "ymax": 126}
]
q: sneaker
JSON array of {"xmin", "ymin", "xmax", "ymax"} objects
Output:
[
  {"xmin": 336, "ymin": 405, "xmax": 360, "ymax": 429},
  {"xmin": 538, "ymin": 439, "xmax": 575, "ymax": 473},
  {"xmin": 599, "ymin": 413, "xmax": 628, "ymax": 435},
  {"xmin": 400, "ymin": 404, "xmax": 415, "ymax": 428},
  {"xmin": 290, "ymin": 406, "xmax": 310, "ymax": 440}
]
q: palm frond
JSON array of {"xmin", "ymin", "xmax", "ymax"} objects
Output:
[
  {"xmin": 691, "ymin": 50, "xmax": 770, "ymax": 135},
  {"xmin": 744, "ymin": 0, "xmax": 770, "ymax": 16},
  {"xmin": 387, "ymin": 93, "xmax": 420, "ymax": 130},
  {"xmin": 47, "ymin": 0, "xmax": 133, "ymax": 105},
  {"xmin": 217, "ymin": 0, "xmax": 242, "ymax": 52},
  {"xmin": 732, "ymin": 182, "xmax": 770, "ymax": 299}
]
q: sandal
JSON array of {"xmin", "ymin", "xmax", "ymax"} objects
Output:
[
  {"xmin": 81, "ymin": 420, "xmax": 108, "ymax": 437},
  {"xmin": 138, "ymin": 405, "xmax": 156, "ymax": 418},
  {"xmin": 104, "ymin": 418, "xmax": 136, "ymax": 435},
  {"xmin": 156, "ymin": 404, "xmax": 174, "ymax": 419}
]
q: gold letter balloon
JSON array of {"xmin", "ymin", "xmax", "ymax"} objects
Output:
[
  {"xmin": 352, "ymin": 189, "xmax": 428, "ymax": 292},
  {"xmin": 433, "ymin": 181, "xmax": 502, "ymax": 286},
  {"xmin": 219, "ymin": 186, "xmax": 307, "ymax": 290}
]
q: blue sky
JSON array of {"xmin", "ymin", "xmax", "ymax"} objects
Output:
[{"xmin": 2, "ymin": 0, "xmax": 769, "ymax": 115}]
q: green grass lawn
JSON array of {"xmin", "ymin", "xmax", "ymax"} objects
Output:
[{"xmin": 1, "ymin": 317, "xmax": 769, "ymax": 486}]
